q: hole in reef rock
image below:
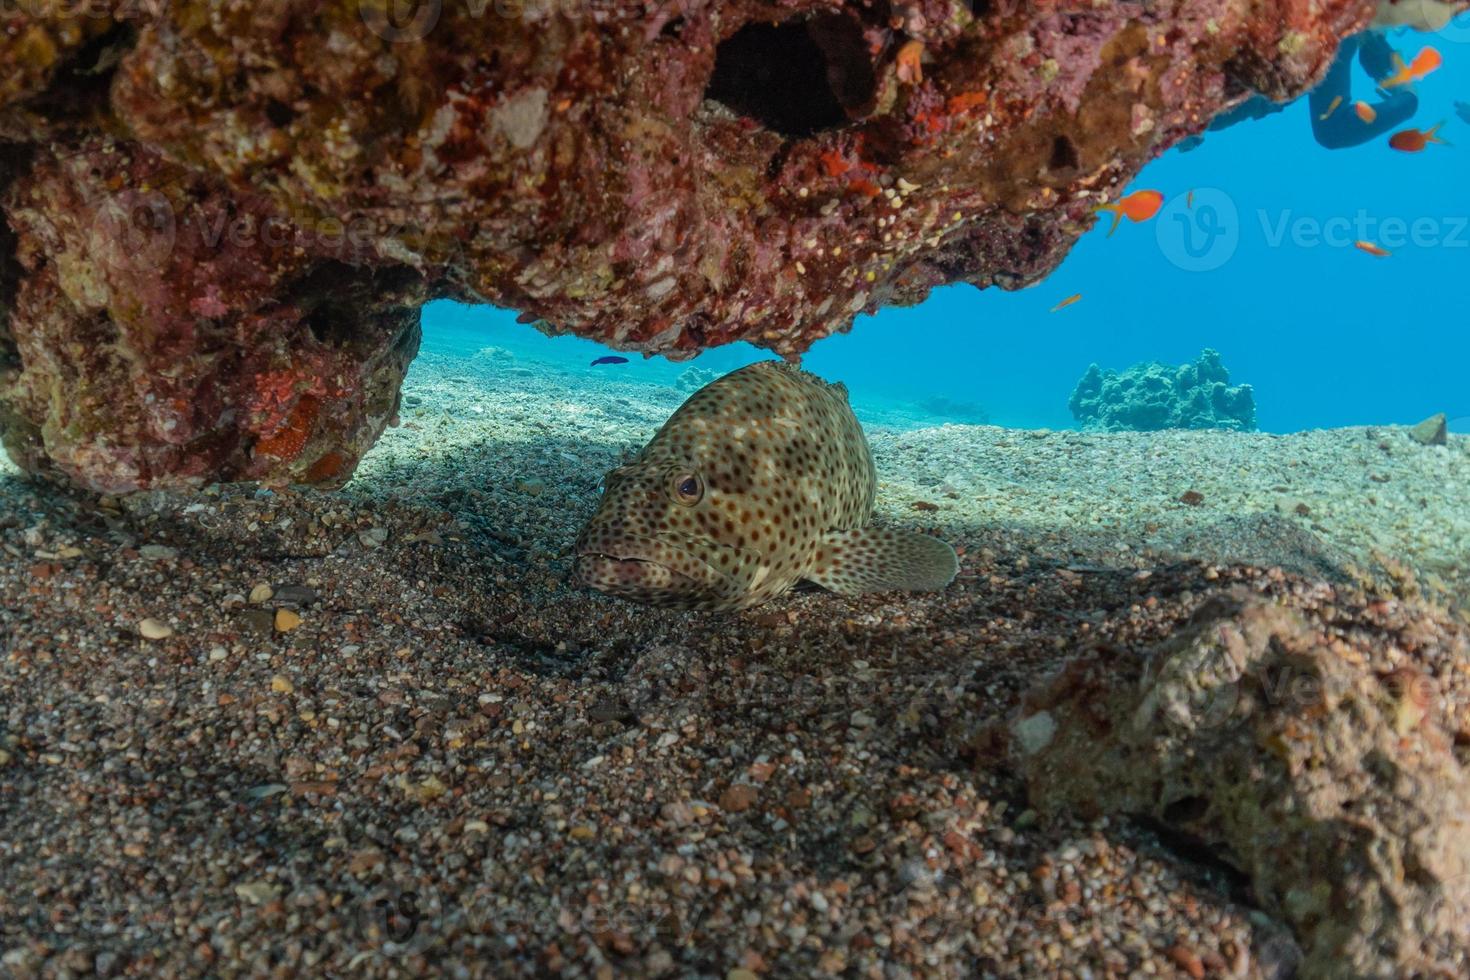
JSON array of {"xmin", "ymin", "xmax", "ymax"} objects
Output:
[
  {"xmin": 1160, "ymin": 795, "xmax": 1210, "ymax": 824},
  {"xmin": 705, "ymin": 14, "xmax": 874, "ymax": 138},
  {"xmin": 31, "ymin": 24, "xmax": 136, "ymax": 122},
  {"xmin": 1049, "ymin": 134, "xmax": 1081, "ymax": 173},
  {"xmin": 265, "ymin": 99, "xmax": 298, "ymax": 128},
  {"xmin": 285, "ymin": 261, "xmax": 421, "ymax": 349},
  {"xmin": 0, "ymin": 152, "xmax": 26, "ymax": 349},
  {"xmin": 1133, "ymin": 813, "xmax": 1252, "ymax": 899}
]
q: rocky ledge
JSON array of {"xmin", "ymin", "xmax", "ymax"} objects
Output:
[{"xmin": 1, "ymin": 0, "xmax": 1447, "ymax": 489}]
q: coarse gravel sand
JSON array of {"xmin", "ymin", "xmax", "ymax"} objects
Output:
[{"xmin": 2, "ymin": 347, "xmax": 1465, "ymax": 977}]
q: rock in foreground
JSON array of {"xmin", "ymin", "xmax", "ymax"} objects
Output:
[{"xmin": 1008, "ymin": 588, "xmax": 1470, "ymax": 978}]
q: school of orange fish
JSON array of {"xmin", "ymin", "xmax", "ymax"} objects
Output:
[{"xmin": 1051, "ymin": 40, "xmax": 1454, "ymax": 307}]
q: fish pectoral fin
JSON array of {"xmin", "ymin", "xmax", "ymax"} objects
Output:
[{"xmin": 805, "ymin": 527, "xmax": 959, "ymax": 596}]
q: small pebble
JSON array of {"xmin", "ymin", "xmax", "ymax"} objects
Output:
[
  {"xmin": 240, "ymin": 609, "xmax": 275, "ymax": 635},
  {"xmin": 234, "ymin": 882, "xmax": 279, "ymax": 905},
  {"xmin": 719, "ymin": 784, "xmax": 760, "ymax": 813},
  {"xmin": 358, "ymin": 527, "xmax": 389, "ymax": 548},
  {"xmin": 138, "ymin": 618, "xmax": 173, "ymax": 640}
]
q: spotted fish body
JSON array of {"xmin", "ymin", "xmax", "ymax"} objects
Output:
[{"xmin": 576, "ymin": 361, "xmax": 958, "ymax": 611}]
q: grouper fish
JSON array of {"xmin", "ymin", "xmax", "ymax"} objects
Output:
[{"xmin": 575, "ymin": 361, "xmax": 959, "ymax": 611}]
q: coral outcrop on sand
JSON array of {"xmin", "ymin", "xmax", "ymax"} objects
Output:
[
  {"xmin": 0, "ymin": 0, "xmax": 1435, "ymax": 488},
  {"xmin": 1005, "ymin": 588, "xmax": 1470, "ymax": 978},
  {"xmin": 1069, "ymin": 348, "xmax": 1257, "ymax": 431}
]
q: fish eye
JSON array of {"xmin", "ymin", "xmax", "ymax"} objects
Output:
[{"xmin": 672, "ymin": 472, "xmax": 703, "ymax": 505}]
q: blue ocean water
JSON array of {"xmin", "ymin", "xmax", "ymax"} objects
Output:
[{"xmin": 426, "ymin": 22, "xmax": 1470, "ymax": 435}]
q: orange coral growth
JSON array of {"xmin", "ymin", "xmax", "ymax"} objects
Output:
[
  {"xmin": 305, "ymin": 450, "xmax": 347, "ymax": 482},
  {"xmin": 254, "ymin": 395, "xmax": 320, "ymax": 461},
  {"xmin": 847, "ymin": 178, "xmax": 882, "ymax": 198},
  {"xmin": 946, "ymin": 91, "xmax": 988, "ymax": 114},
  {"xmin": 912, "ymin": 110, "xmax": 948, "ymax": 137},
  {"xmin": 819, "ymin": 149, "xmax": 851, "ymax": 178}
]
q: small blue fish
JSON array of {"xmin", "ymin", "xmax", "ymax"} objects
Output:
[{"xmin": 591, "ymin": 355, "xmax": 629, "ymax": 367}]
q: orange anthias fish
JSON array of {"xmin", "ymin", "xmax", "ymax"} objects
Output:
[
  {"xmin": 1050, "ymin": 293, "xmax": 1082, "ymax": 312},
  {"xmin": 1319, "ymin": 95, "xmax": 1343, "ymax": 121},
  {"xmin": 1355, "ymin": 240, "xmax": 1391, "ymax": 257},
  {"xmin": 1389, "ymin": 123, "xmax": 1448, "ymax": 152},
  {"xmin": 1354, "ymin": 101, "xmax": 1377, "ymax": 124},
  {"xmin": 1383, "ymin": 47, "xmax": 1443, "ymax": 89},
  {"xmin": 1096, "ymin": 189, "xmax": 1165, "ymax": 236}
]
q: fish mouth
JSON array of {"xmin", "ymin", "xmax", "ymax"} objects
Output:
[
  {"xmin": 574, "ymin": 533, "xmax": 732, "ymax": 604},
  {"xmin": 576, "ymin": 553, "xmax": 672, "ymax": 577},
  {"xmin": 574, "ymin": 553, "xmax": 709, "ymax": 603},
  {"xmin": 575, "ymin": 533, "xmax": 713, "ymax": 570}
]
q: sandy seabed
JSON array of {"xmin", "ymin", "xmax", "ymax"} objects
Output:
[{"xmin": 2, "ymin": 346, "xmax": 1467, "ymax": 977}]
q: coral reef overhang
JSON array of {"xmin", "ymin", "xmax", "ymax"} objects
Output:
[{"xmin": 1, "ymin": 0, "xmax": 1457, "ymax": 490}]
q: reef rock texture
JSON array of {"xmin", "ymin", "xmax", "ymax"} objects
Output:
[
  {"xmin": 0, "ymin": 0, "xmax": 1457, "ymax": 487},
  {"xmin": 1069, "ymin": 347, "xmax": 1257, "ymax": 431},
  {"xmin": 1006, "ymin": 589, "xmax": 1470, "ymax": 978},
  {"xmin": 2, "ymin": 140, "xmax": 424, "ymax": 491}
]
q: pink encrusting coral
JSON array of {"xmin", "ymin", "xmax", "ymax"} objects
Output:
[
  {"xmin": 0, "ymin": 0, "xmax": 1455, "ymax": 489},
  {"xmin": 1, "ymin": 140, "xmax": 422, "ymax": 490}
]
